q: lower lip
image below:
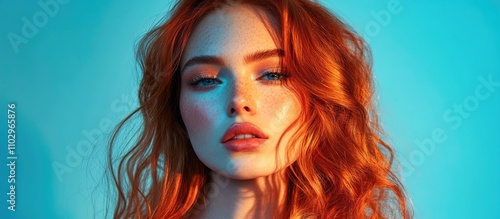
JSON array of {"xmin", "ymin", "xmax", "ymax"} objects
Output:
[{"xmin": 223, "ymin": 138, "xmax": 267, "ymax": 152}]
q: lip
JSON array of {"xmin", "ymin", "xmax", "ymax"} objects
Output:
[{"xmin": 221, "ymin": 123, "xmax": 268, "ymax": 152}]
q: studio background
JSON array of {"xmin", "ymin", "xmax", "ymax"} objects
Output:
[{"xmin": 1, "ymin": 0, "xmax": 499, "ymax": 218}]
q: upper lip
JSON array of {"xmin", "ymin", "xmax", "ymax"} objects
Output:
[{"xmin": 221, "ymin": 123, "xmax": 268, "ymax": 143}]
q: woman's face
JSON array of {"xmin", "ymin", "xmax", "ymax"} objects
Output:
[{"xmin": 180, "ymin": 5, "xmax": 301, "ymax": 180}]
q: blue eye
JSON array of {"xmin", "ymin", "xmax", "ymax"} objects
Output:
[
  {"xmin": 189, "ymin": 77, "xmax": 222, "ymax": 88},
  {"xmin": 199, "ymin": 78, "xmax": 218, "ymax": 86},
  {"xmin": 260, "ymin": 71, "xmax": 289, "ymax": 84},
  {"xmin": 262, "ymin": 72, "xmax": 282, "ymax": 80}
]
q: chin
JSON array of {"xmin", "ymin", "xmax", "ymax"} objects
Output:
[
  {"xmin": 221, "ymin": 171, "xmax": 273, "ymax": 181},
  {"xmin": 214, "ymin": 161, "xmax": 282, "ymax": 180}
]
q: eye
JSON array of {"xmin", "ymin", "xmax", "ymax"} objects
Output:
[
  {"xmin": 188, "ymin": 76, "xmax": 222, "ymax": 89},
  {"xmin": 259, "ymin": 71, "xmax": 289, "ymax": 84},
  {"xmin": 262, "ymin": 72, "xmax": 282, "ymax": 80}
]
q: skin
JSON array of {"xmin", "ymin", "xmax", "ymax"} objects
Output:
[{"xmin": 179, "ymin": 5, "xmax": 302, "ymax": 218}]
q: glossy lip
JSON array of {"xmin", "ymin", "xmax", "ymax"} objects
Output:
[{"xmin": 221, "ymin": 123, "xmax": 269, "ymax": 152}]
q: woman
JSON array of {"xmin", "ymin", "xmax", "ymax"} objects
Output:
[{"xmin": 109, "ymin": 0, "xmax": 412, "ymax": 218}]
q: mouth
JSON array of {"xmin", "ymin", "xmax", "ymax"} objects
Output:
[
  {"xmin": 221, "ymin": 123, "xmax": 268, "ymax": 143},
  {"xmin": 229, "ymin": 134, "xmax": 258, "ymax": 140}
]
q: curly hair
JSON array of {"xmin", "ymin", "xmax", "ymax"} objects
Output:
[{"xmin": 108, "ymin": 0, "xmax": 412, "ymax": 218}]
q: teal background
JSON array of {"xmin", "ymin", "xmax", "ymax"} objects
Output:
[{"xmin": 1, "ymin": 0, "xmax": 499, "ymax": 218}]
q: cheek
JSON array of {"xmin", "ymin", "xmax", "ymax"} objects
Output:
[
  {"xmin": 266, "ymin": 90, "xmax": 303, "ymax": 159},
  {"xmin": 261, "ymin": 90, "xmax": 301, "ymax": 128},
  {"xmin": 180, "ymin": 94, "xmax": 219, "ymax": 139}
]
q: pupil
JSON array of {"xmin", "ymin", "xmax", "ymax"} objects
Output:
[{"xmin": 204, "ymin": 79, "xmax": 213, "ymax": 85}]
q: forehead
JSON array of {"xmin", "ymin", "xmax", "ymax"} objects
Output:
[{"xmin": 183, "ymin": 5, "xmax": 278, "ymax": 62}]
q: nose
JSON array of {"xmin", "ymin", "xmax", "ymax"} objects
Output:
[{"xmin": 227, "ymin": 79, "xmax": 257, "ymax": 116}]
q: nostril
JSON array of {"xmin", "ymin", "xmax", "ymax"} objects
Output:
[{"xmin": 229, "ymin": 106, "xmax": 252, "ymax": 115}]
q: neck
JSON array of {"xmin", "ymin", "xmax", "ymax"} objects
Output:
[{"xmin": 190, "ymin": 171, "xmax": 288, "ymax": 219}]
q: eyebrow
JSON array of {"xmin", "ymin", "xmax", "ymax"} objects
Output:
[
  {"xmin": 244, "ymin": 49, "xmax": 284, "ymax": 64},
  {"xmin": 182, "ymin": 49, "xmax": 284, "ymax": 71}
]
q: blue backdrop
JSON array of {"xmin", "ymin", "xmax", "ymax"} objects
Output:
[{"xmin": 1, "ymin": 0, "xmax": 499, "ymax": 218}]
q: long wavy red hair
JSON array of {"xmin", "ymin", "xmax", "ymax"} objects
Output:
[{"xmin": 108, "ymin": 0, "xmax": 412, "ymax": 218}]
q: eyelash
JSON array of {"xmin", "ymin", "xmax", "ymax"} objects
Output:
[
  {"xmin": 260, "ymin": 71, "xmax": 289, "ymax": 84},
  {"xmin": 188, "ymin": 75, "xmax": 222, "ymax": 88},
  {"xmin": 187, "ymin": 71, "xmax": 290, "ymax": 89}
]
